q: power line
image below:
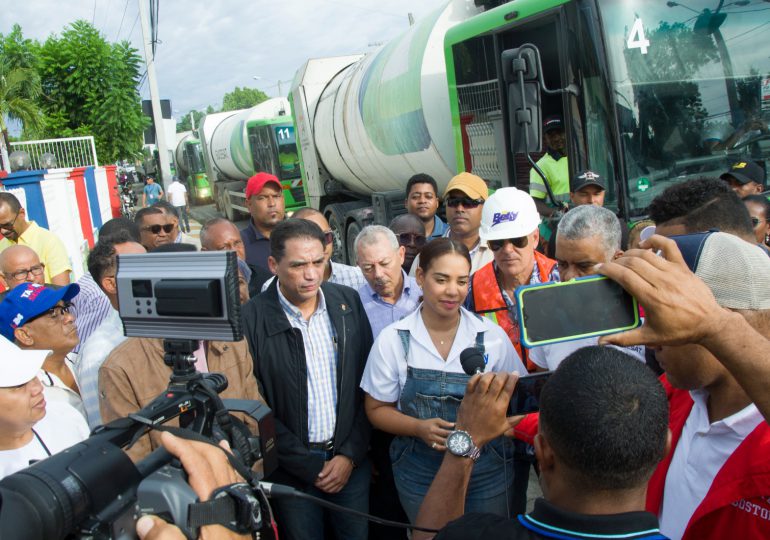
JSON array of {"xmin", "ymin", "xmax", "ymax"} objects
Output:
[
  {"xmin": 115, "ymin": 0, "xmax": 130, "ymax": 41},
  {"xmin": 127, "ymin": 13, "xmax": 140, "ymax": 42},
  {"xmin": 92, "ymin": 0, "xmax": 97, "ymax": 25}
]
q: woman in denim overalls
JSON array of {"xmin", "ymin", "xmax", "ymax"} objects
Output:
[{"xmin": 361, "ymin": 239, "xmax": 527, "ymax": 522}]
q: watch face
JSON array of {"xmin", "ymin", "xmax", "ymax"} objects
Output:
[{"xmin": 447, "ymin": 431, "xmax": 472, "ymax": 455}]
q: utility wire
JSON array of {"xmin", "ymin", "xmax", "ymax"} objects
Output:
[
  {"xmin": 127, "ymin": 13, "xmax": 140, "ymax": 42},
  {"xmin": 92, "ymin": 0, "xmax": 97, "ymax": 24},
  {"xmin": 115, "ymin": 0, "xmax": 130, "ymax": 41}
]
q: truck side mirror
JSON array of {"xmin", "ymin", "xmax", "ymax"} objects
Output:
[{"xmin": 502, "ymin": 47, "xmax": 542, "ymax": 154}]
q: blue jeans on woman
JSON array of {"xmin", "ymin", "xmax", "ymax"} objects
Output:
[{"xmin": 390, "ymin": 366, "xmax": 514, "ymax": 523}]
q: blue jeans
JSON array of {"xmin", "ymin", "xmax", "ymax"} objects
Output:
[
  {"xmin": 272, "ymin": 455, "xmax": 370, "ymax": 540},
  {"xmin": 391, "ymin": 366, "xmax": 514, "ymax": 523},
  {"xmin": 175, "ymin": 204, "xmax": 190, "ymax": 232}
]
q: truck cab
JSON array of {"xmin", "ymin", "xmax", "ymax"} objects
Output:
[{"xmin": 445, "ymin": 0, "xmax": 770, "ymax": 220}]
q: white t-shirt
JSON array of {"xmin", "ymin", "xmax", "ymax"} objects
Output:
[
  {"xmin": 659, "ymin": 390, "xmax": 763, "ymax": 540},
  {"xmin": 529, "ymin": 336, "xmax": 646, "ymax": 371},
  {"xmin": 361, "ymin": 306, "xmax": 527, "ymax": 404},
  {"xmin": 167, "ymin": 181, "xmax": 187, "ymax": 207},
  {"xmin": 38, "ymin": 359, "xmax": 86, "ymax": 420},
  {"xmin": 0, "ymin": 401, "xmax": 90, "ymax": 479}
]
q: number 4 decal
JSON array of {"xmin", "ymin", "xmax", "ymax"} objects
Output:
[{"xmin": 627, "ymin": 18, "xmax": 650, "ymax": 55}]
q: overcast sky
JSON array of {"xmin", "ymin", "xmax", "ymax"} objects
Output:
[{"xmin": 2, "ymin": 0, "xmax": 448, "ymax": 116}]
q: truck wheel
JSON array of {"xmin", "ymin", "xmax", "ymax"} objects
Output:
[
  {"xmin": 346, "ymin": 221, "xmax": 362, "ymax": 266},
  {"xmin": 326, "ymin": 208, "xmax": 347, "ymax": 263}
]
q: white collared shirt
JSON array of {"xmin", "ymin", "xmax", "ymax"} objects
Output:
[
  {"xmin": 361, "ymin": 305, "xmax": 527, "ymax": 405},
  {"xmin": 529, "ymin": 336, "xmax": 646, "ymax": 371},
  {"xmin": 659, "ymin": 390, "xmax": 763, "ymax": 539}
]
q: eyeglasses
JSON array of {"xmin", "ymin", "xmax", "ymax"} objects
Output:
[
  {"xmin": 27, "ymin": 302, "xmax": 73, "ymax": 324},
  {"xmin": 750, "ymin": 217, "xmax": 769, "ymax": 227},
  {"xmin": 323, "ymin": 230, "xmax": 335, "ymax": 246},
  {"xmin": 6, "ymin": 263, "xmax": 45, "ymax": 281},
  {"xmin": 488, "ymin": 237, "xmax": 529, "ymax": 251},
  {"xmin": 141, "ymin": 223, "xmax": 175, "ymax": 235},
  {"xmin": 0, "ymin": 211, "xmax": 20, "ymax": 232},
  {"xmin": 396, "ymin": 233, "xmax": 426, "ymax": 247},
  {"xmin": 446, "ymin": 197, "xmax": 484, "ymax": 209}
]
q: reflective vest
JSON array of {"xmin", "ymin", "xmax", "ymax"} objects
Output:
[{"xmin": 469, "ymin": 252, "xmax": 558, "ymax": 370}]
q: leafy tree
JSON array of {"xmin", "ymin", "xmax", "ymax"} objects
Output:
[
  {"xmin": 0, "ymin": 60, "xmax": 43, "ymax": 167},
  {"xmin": 37, "ymin": 20, "xmax": 147, "ymax": 162},
  {"xmin": 206, "ymin": 105, "xmax": 216, "ymax": 114},
  {"xmin": 0, "ymin": 24, "xmax": 38, "ymax": 71},
  {"xmin": 221, "ymin": 86, "xmax": 268, "ymax": 112},
  {"xmin": 176, "ymin": 109, "xmax": 206, "ymax": 133}
]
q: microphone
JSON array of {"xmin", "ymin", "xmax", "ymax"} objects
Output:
[{"xmin": 460, "ymin": 347, "xmax": 486, "ymax": 375}]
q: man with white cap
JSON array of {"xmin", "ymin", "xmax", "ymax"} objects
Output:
[
  {"xmin": 0, "ymin": 336, "xmax": 88, "ymax": 479},
  {"xmin": 465, "ymin": 187, "xmax": 558, "ymax": 369},
  {"xmin": 464, "ymin": 187, "xmax": 558, "ymax": 515}
]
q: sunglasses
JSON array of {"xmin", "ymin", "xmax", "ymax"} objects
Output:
[
  {"xmin": 323, "ymin": 230, "xmax": 335, "ymax": 246},
  {"xmin": 446, "ymin": 197, "xmax": 484, "ymax": 209},
  {"xmin": 142, "ymin": 223, "xmax": 175, "ymax": 235},
  {"xmin": 27, "ymin": 302, "xmax": 74, "ymax": 324},
  {"xmin": 0, "ymin": 211, "xmax": 20, "ymax": 232},
  {"xmin": 396, "ymin": 233, "xmax": 426, "ymax": 247},
  {"xmin": 488, "ymin": 237, "xmax": 529, "ymax": 251}
]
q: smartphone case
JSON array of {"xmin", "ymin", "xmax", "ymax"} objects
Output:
[{"xmin": 514, "ymin": 275, "xmax": 642, "ymax": 348}]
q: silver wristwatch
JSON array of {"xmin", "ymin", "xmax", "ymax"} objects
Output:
[{"xmin": 446, "ymin": 430, "xmax": 481, "ymax": 462}]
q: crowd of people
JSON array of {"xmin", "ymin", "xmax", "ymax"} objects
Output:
[{"xmin": 0, "ymin": 153, "xmax": 768, "ymax": 540}]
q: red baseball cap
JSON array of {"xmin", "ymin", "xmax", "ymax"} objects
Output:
[{"xmin": 245, "ymin": 172, "xmax": 282, "ymax": 199}]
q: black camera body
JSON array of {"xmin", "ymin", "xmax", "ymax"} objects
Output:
[{"xmin": 0, "ymin": 251, "xmax": 277, "ymax": 539}]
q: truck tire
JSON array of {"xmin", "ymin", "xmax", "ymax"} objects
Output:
[
  {"xmin": 346, "ymin": 220, "xmax": 362, "ymax": 266},
  {"xmin": 326, "ymin": 206, "xmax": 347, "ymax": 263}
]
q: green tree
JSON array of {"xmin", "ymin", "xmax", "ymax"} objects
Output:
[
  {"xmin": 0, "ymin": 24, "xmax": 38, "ymax": 71},
  {"xmin": 37, "ymin": 20, "xmax": 147, "ymax": 162},
  {"xmin": 221, "ymin": 86, "xmax": 268, "ymax": 112},
  {"xmin": 176, "ymin": 109, "xmax": 207, "ymax": 133},
  {"xmin": 0, "ymin": 61, "xmax": 43, "ymax": 166}
]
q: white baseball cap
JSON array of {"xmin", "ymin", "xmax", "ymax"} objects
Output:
[
  {"xmin": 479, "ymin": 187, "xmax": 541, "ymax": 241},
  {"xmin": 0, "ymin": 335, "xmax": 50, "ymax": 388}
]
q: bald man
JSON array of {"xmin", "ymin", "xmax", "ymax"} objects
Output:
[
  {"xmin": 1, "ymin": 245, "xmax": 46, "ymax": 291},
  {"xmin": 389, "ymin": 213, "xmax": 426, "ymax": 273}
]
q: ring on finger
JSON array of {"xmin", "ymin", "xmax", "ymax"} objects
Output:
[{"xmin": 431, "ymin": 442, "xmax": 437, "ymax": 449}]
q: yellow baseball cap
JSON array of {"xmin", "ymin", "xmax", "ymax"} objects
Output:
[{"xmin": 443, "ymin": 172, "xmax": 489, "ymax": 201}]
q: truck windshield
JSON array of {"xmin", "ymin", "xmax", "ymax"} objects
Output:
[
  {"xmin": 599, "ymin": 0, "xmax": 770, "ymax": 216},
  {"xmin": 274, "ymin": 125, "xmax": 300, "ymax": 180},
  {"xmin": 188, "ymin": 142, "xmax": 205, "ymax": 173}
]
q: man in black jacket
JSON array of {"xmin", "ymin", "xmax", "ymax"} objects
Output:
[{"xmin": 242, "ymin": 219, "xmax": 373, "ymax": 540}]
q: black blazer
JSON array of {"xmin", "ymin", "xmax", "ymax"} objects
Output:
[{"xmin": 241, "ymin": 279, "xmax": 373, "ymax": 487}]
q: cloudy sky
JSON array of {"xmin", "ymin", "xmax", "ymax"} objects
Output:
[{"xmin": 2, "ymin": 0, "xmax": 448, "ymax": 116}]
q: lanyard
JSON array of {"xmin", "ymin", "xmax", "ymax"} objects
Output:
[{"xmin": 31, "ymin": 428, "xmax": 52, "ymax": 457}]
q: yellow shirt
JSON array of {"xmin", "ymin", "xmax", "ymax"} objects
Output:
[
  {"xmin": 0, "ymin": 222, "xmax": 72, "ymax": 282},
  {"xmin": 529, "ymin": 152, "xmax": 570, "ymax": 205}
]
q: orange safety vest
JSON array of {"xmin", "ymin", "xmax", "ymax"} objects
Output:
[{"xmin": 470, "ymin": 251, "xmax": 558, "ymax": 370}]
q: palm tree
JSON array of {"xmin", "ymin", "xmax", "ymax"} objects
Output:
[{"xmin": 0, "ymin": 60, "xmax": 43, "ymax": 172}]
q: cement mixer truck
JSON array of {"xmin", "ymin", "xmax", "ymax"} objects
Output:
[
  {"xmin": 292, "ymin": 0, "xmax": 770, "ymax": 262},
  {"xmin": 174, "ymin": 131, "xmax": 211, "ymax": 204},
  {"xmin": 198, "ymin": 98, "xmax": 305, "ymax": 221}
]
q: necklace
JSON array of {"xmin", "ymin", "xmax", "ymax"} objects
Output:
[{"xmin": 430, "ymin": 316, "xmax": 461, "ymax": 346}]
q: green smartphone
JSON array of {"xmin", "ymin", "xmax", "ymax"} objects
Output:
[{"xmin": 515, "ymin": 275, "xmax": 641, "ymax": 348}]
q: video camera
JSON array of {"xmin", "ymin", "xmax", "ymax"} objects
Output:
[{"xmin": 0, "ymin": 251, "xmax": 277, "ymax": 539}]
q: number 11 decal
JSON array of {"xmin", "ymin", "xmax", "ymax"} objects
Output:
[{"xmin": 627, "ymin": 18, "xmax": 650, "ymax": 55}]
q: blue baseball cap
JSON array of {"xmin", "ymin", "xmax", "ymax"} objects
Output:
[{"xmin": 0, "ymin": 282, "xmax": 80, "ymax": 341}]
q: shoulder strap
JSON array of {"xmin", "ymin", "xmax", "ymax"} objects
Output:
[
  {"xmin": 474, "ymin": 331, "xmax": 485, "ymax": 355},
  {"xmin": 397, "ymin": 329, "xmax": 410, "ymax": 359}
]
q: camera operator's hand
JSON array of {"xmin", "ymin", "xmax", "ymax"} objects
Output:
[
  {"xmin": 136, "ymin": 432, "xmax": 249, "ymax": 540},
  {"xmin": 315, "ymin": 455, "xmax": 354, "ymax": 493},
  {"xmin": 456, "ymin": 372, "xmax": 518, "ymax": 448},
  {"xmin": 597, "ymin": 234, "xmax": 728, "ymax": 347}
]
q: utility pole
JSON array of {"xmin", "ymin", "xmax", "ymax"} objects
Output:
[
  {"xmin": 190, "ymin": 111, "xmax": 196, "ymax": 131},
  {"xmin": 138, "ymin": 0, "xmax": 172, "ymax": 189}
]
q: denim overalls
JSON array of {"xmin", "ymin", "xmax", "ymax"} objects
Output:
[{"xmin": 390, "ymin": 328, "xmax": 514, "ymax": 522}]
